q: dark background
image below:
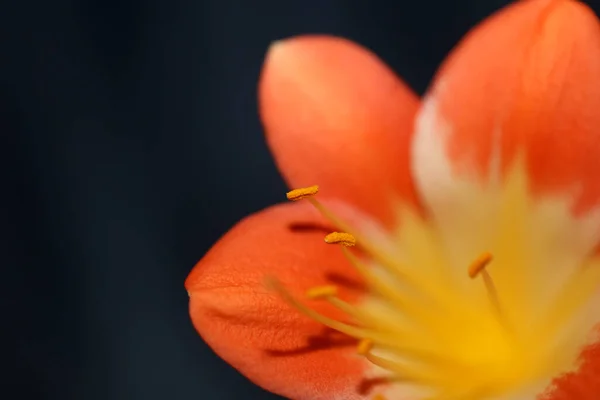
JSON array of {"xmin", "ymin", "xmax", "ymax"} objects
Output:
[{"xmin": 4, "ymin": 1, "xmax": 598, "ymax": 399}]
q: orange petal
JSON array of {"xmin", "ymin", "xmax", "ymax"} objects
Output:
[
  {"xmin": 259, "ymin": 35, "xmax": 421, "ymax": 224},
  {"xmin": 408, "ymin": 1, "xmax": 600, "ymax": 397},
  {"xmin": 414, "ymin": 0, "xmax": 600, "ymax": 215},
  {"xmin": 185, "ymin": 202, "xmax": 380, "ymax": 400},
  {"xmin": 541, "ymin": 335, "xmax": 600, "ymax": 400}
]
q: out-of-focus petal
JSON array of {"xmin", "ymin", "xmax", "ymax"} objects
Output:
[
  {"xmin": 413, "ymin": 0, "xmax": 600, "ymax": 215},
  {"xmin": 259, "ymin": 35, "xmax": 421, "ymax": 225},
  {"xmin": 541, "ymin": 336, "xmax": 600, "ymax": 399},
  {"xmin": 185, "ymin": 202, "xmax": 382, "ymax": 400},
  {"xmin": 411, "ymin": 0, "xmax": 600, "ymax": 285},
  {"xmin": 408, "ymin": 2, "xmax": 600, "ymax": 397}
]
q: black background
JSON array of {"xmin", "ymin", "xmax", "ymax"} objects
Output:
[{"xmin": 4, "ymin": 1, "xmax": 599, "ymax": 399}]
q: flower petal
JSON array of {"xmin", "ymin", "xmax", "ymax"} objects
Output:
[
  {"xmin": 409, "ymin": 1, "xmax": 600, "ymax": 397},
  {"xmin": 411, "ymin": 0, "xmax": 600, "ymax": 281},
  {"xmin": 412, "ymin": 0, "xmax": 600, "ymax": 277},
  {"xmin": 259, "ymin": 35, "xmax": 421, "ymax": 224},
  {"xmin": 414, "ymin": 0, "xmax": 600, "ymax": 214},
  {"xmin": 541, "ymin": 335, "xmax": 600, "ymax": 400},
  {"xmin": 185, "ymin": 202, "xmax": 383, "ymax": 400}
]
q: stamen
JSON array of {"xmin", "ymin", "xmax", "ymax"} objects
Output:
[
  {"xmin": 325, "ymin": 296, "xmax": 368, "ymax": 320},
  {"xmin": 365, "ymin": 353, "xmax": 402, "ymax": 373},
  {"xmin": 357, "ymin": 338, "xmax": 373, "ymax": 355},
  {"xmin": 271, "ymin": 277, "xmax": 434, "ymax": 360},
  {"xmin": 372, "ymin": 394, "xmax": 387, "ymax": 400},
  {"xmin": 324, "ymin": 297, "xmax": 450, "ymax": 360},
  {"xmin": 266, "ymin": 277, "xmax": 371, "ymax": 340},
  {"xmin": 366, "ymin": 353, "xmax": 433, "ymax": 385},
  {"xmin": 306, "ymin": 285, "xmax": 338, "ymax": 299},
  {"xmin": 286, "ymin": 186, "xmax": 439, "ymax": 298},
  {"xmin": 308, "ymin": 283, "xmax": 394, "ymax": 330},
  {"xmin": 335, "ymin": 239, "xmax": 441, "ymax": 328},
  {"xmin": 286, "ymin": 185, "xmax": 319, "ymax": 201},
  {"xmin": 338, "ymin": 247, "xmax": 412, "ymax": 306},
  {"xmin": 468, "ymin": 251, "xmax": 493, "ymax": 278},
  {"xmin": 324, "ymin": 232, "xmax": 356, "ymax": 247},
  {"xmin": 467, "ymin": 252, "xmax": 506, "ymax": 325}
]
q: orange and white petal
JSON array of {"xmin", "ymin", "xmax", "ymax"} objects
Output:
[
  {"xmin": 259, "ymin": 35, "xmax": 421, "ymax": 225},
  {"xmin": 412, "ymin": 0, "xmax": 600, "ymax": 293},
  {"xmin": 540, "ymin": 335, "xmax": 600, "ymax": 399},
  {"xmin": 417, "ymin": 0, "xmax": 600, "ymax": 212},
  {"xmin": 186, "ymin": 202, "xmax": 393, "ymax": 400},
  {"xmin": 408, "ymin": 1, "xmax": 600, "ymax": 397}
]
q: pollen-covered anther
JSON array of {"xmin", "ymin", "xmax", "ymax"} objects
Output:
[
  {"xmin": 468, "ymin": 251, "xmax": 493, "ymax": 278},
  {"xmin": 372, "ymin": 394, "xmax": 387, "ymax": 400},
  {"xmin": 324, "ymin": 232, "xmax": 356, "ymax": 247},
  {"xmin": 306, "ymin": 285, "xmax": 338, "ymax": 299},
  {"xmin": 286, "ymin": 185, "xmax": 319, "ymax": 201},
  {"xmin": 357, "ymin": 338, "xmax": 373, "ymax": 355},
  {"xmin": 467, "ymin": 252, "xmax": 506, "ymax": 324}
]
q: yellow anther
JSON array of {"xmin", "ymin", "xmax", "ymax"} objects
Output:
[
  {"xmin": 466, "ymin": 252, "xmax": 509, "ymax": 329},
  {"xmin": 324, "ymin": 232, "xmax": 356, "ymax": 247},
  {"xmin": 286, "ymin": 185, "xmax": 319, "ymax": 201},
  {"xmin": 372, "ymin": 394, "xmax": 387, "ymax": 400},
  {"xmin": 306, "ymin": 285, "xmax": 338, "ymax": 299},
  {"xmin": 357, "ymin": 338, "xmax": 373, "ymax": 355},
  {"xmin": 468, "ymin": 251, "xmax": 493, "ymax": 278}
]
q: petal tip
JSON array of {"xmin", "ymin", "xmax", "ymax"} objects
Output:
[
  {"xmin": 265, "ymin": 38, "xmax": 288, "ymax": 62},
  {"xmin": 261, "ymin": 35, "xmax": 349, "ymax": 74}
]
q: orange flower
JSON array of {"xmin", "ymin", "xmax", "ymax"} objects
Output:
[{"xmin": 185, "ymin": 1, "xmax": 600, "ymax": 399}]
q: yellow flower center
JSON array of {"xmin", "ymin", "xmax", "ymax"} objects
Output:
[{"xmin": 272, "ymin": 184, "xmax": 600, "ymax": 400}]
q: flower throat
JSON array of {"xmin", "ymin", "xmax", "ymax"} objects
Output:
[{"xmin": 267, "ymin": 184, "xmax": 600, "ymax": 400}]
